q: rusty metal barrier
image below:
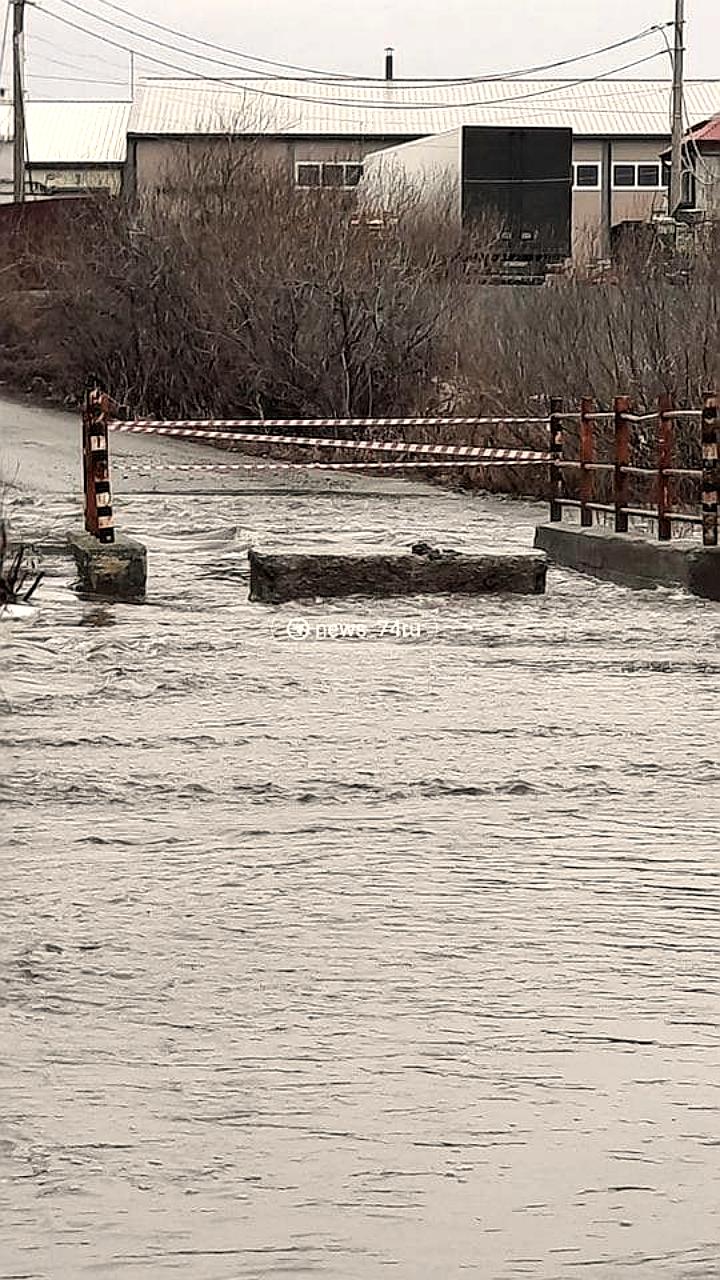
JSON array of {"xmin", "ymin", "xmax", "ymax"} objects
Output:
[
  {"xmin": 549, "ymin": 394, "xmax": 718, "ymax": 548},
  {"xmin": 80, "ymin": 385, "xmax": 719, "ymax": 550},
  {"xmin": 702, "ymin": 396, "xmax": 719, "ymax": 548}
]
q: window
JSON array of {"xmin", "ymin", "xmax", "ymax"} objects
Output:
[
  {"xmin": 295, "ymin": 161, "xmax": 364, "ymax": 189},
  {"xmin": 612, "ymin": 162, "xmax": 664, "ymax": 189},
  {"xmin": 296, "ymin": 163, "xmax": 321, "ymax": 188},
  {"xmin": 613, "ymin": 164, "xmax": 636, "ymax": 188},
  {"xmin": 573, "ymin": 162, "xmax": 600, "ymax": 189},
  {"xmin": 322, "ymin": 163, "xmax": 345, "ymax": 188},
  {"xmin": 637, "ymin": 163, "xmax": 661, "ymax": 188}
]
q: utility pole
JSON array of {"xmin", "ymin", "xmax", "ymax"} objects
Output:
[
  {"xmin": 12, "ymin": 0, "xmax": 25, "ymax": 203},
  {"xmin": 669, "ymin": 0, "xmax": 685, "ymax": 215}
]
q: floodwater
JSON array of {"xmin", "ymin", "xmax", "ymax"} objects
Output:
[{"xmin": 2, "ymin": 399, "xmax": 720, "ymax": 1279}]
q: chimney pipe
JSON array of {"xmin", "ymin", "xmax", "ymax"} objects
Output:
[{"xmin": 384, "ymin": 47, "xmax": 394, "ymax": 81}]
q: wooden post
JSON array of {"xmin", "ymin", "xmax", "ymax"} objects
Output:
[
  {"xmin": 579, "ymin": 397, "xmax": 595, "ymax": 527},
  {"xmin": 549, "ymin": 397, "xmax": 563, "ymax": 522},
  {"xmin": 12, "ymin": 0, "xmax": 26, "ymax": 204},
  {"xmin": 82, "ymin": 379, "xmax": 114, "ymax": 545},
  {"xmin": 613, "ymin": 395, "xmax": 631, "ymax": 533},
  {"xmin": 657, "ymin": 393, "xmax": 674, "ymax": 542},
  {"xmin": 701, "ymin": 391, "xmax": 718, "ymax": 548}
]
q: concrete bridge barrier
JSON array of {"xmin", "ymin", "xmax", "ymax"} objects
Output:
[
  {"xmin": 248, "ymin": 549, "xmax": 547, "ymax": 603},
  {"xmin": 535, "ymin": 524, "xmax": 720, "ymax": 600}
]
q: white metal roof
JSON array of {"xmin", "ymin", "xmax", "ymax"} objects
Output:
[
  {"xmin": 129, "ymin": 77, "xmax": 720, "ymax": 140},
  {"xmin": 0, "ymin": 101, "xmax": 131, "ymax": 163},
  {"xmin": 1, "ymin": 78, "xmax": 720, "ymax": 166}
]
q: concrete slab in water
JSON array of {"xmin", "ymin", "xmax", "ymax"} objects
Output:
[
  {"xmin": 535, "ymin": 523, "xmax": 720, "ymax": 600},
  {"xmin": 249, "ymin": 549, "xmax": 547, "ymax": 603},
  {"xmin": 67, "ymin": 530, "xmax": 147, "ymax": 600}
]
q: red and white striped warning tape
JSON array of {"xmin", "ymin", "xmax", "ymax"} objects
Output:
[
  {"xmin": 109, "ymin": 422, "xmax": 549, "ymax": 463},
  {"xmin": 110, "ymin": 414, "xmax": 549, "ymax": 430},
  {"xmin": 119, "ymin": 459, "xmax": 544, "ymax": 472}
]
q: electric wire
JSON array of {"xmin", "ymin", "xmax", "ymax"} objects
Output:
[
  {"xmin": 41, "ymin": 0, "xmax": 670, "ymax": 91},
  {"xmin": 33, "ymin": 5, "xmax": 671, "ymax": 115},
  {"xmin": 28, "ymin": 71, "xmax": 128, "ymax": 82},
  {"xmin": 31, "ymin": 28, "xmax": 126, "ymax": 68},
  {"xmin": 30, "ymin": 48, "xmax": 124, "ymax": 73},
  {"xmin": 84, "ymin": 0, "xmax": 672, "ymax": 88}
]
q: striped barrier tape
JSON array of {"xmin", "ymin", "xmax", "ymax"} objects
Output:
[
  {"xmin": 108, "ymin": 422, "xmax": 549, "ymax": 463},
  {"xmin": 119, "ymin": 459, "xmax": 549, "ymax": 472},
  {"xmin": 110, "ymin": 414, "xmax": 549, "ymax": 430}
]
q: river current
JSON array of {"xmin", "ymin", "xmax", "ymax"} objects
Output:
[{"xmin": 2, "ymin": 424, "xmax": 720, "ymax": 1279}]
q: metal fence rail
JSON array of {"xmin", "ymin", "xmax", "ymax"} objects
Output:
[
  {"xmin": 548, "ymin": 393, "xmax": 718, "ymax": 547},
  {"xmin": 80, "ymin": 386, "xmax": 719, "ymax": 550}
]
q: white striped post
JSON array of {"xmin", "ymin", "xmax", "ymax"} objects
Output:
[
  {"xmin": 549, "ymin": 397, "xmax": 564, "ymax": 522},
  {"xmin": 83, "ymin": 380, "xmax": 114, "ymax": 544},
  {"xmin": 701, "ymin": 392, "xmax": 718, "ymax": 548}
]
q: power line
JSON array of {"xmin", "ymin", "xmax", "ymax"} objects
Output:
[
  {"xmin": 36, "ymin": 0, "xmax": 674, "ymax": 90},
  {"xmin": 34, "ymin": 5, "xmax": 671, "ymax": 114},
  {"xmin": 82, "ymin": 0, "xmax": 672, "ymax": 88},
  {"xmin": 30, "ymin": 48, "xmax": 122, "ymax": 72},
  {"xmin": 30, "ymin": 28, "xmax": 126, "ymax": 67},
  {"xmin": 28, "ymin": 71, "xmax": 127, "ymax": 82},
  {"xmin": 40, "ymin": 0, "xmax": 303, "ymax": 79}
]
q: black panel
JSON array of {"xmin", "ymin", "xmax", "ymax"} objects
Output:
[{"xmin": 461, "ymin": 127, "xmax": 572, "ymax": 260}]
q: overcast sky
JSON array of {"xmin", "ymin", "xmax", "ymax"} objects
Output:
[{"xmin": 11, "ymin": 0, "xmax": 719, "ymax": 100}]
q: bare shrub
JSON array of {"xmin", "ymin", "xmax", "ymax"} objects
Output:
[
  {"xmin": 0, "ymin": 152, "xmax": 717, "ymax": 502},
  {"xmin": 447, "ymin": 224, "xmax": 720, "ymax": 495},
  {"xmin": 0, "ymin": 520, "xmax": 42, "ymax": 605},
  {"xmin": 31, "ymin": 146, "xmax": 501, "ymax": 425}
]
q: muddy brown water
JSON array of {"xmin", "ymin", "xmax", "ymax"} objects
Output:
[{"xmin": 2, "ymin": 401, "xmax": 720, "ymax": 1279}]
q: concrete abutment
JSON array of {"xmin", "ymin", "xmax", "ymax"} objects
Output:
[{"xmin": 534, "ymin": 524, "xmax": 720, "ymax": 600}]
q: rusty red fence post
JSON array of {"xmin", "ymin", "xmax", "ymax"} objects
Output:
[
  {"xmin": 82, "ymin": 379, "xmax": 114, "ymax": 545},
  {"xmin": 81, "ymin": 395, "xmax": 93, "ymax": 535},
  {"xmin": 549, "ymin": 397, "xmax": 563, "ymax": 522},
  {"xmin": 613, "ymin": 395, "xmax": 631, "ymax": 534},
  {"xmin": 579, "ymin": 396, "xmax": 595, "ymax": 527},
  {"xmin": 657, "ymin": 392, "xmax": 674, "ymax": 542},
  {"xmin": 701, "ymin": 391, "xmax": 718, "ymax": 548}
]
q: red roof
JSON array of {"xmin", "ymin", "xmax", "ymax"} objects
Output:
[{"xmin": 686, "ymin": 115, "xmax": 720, "ymax": 145}]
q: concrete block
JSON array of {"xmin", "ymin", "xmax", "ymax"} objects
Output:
[
  {"xmin": 67, "ymin": 530, "xmax": 147, "ymax": 601},
  {"xmin": 248, "ymin": 549, "xmax": 546, "ymax": 603},
  {"xmin": 534, "ymin": 523, "xmax": 720, "ymax": 599},
  {"xmin": 687, "ymin": 547, "xmax": 720, "ymax": 601}
]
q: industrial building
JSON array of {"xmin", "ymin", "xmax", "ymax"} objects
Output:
[
  {"xmin": 124, "ymin": 76, "xmax": 720, "ymax": 252},
  {"xmin": 2, "ymin": 77, "xmax": 720, "ymax": 251},
  {"xmin": 0, "ymin": 100, "xmax": 130, "ymax": 201}
]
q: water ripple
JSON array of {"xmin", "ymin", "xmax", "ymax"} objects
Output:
[{"xmin": 2, "ymin": 484, "xmax": 720, "ymax": 1280}]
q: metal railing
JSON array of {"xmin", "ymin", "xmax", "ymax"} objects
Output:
[
  {"xmin": 548, "ymin": 393, "xmax": 719, "ymax": 547},
  {"xmin": 79, "ymin": 383, "xmax": 719, "ymax": 551}
]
